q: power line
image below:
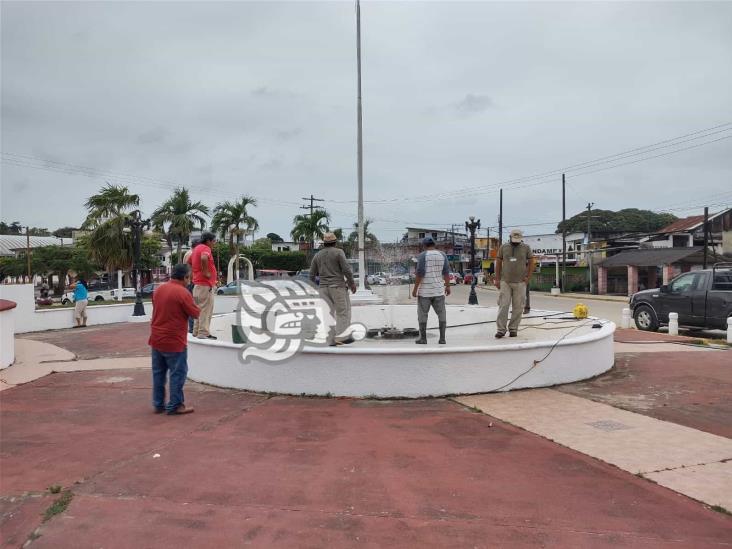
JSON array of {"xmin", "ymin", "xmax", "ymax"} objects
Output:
[{"xmin": 322, "ymin": 123, "xmax": 732, "ymax": 205}]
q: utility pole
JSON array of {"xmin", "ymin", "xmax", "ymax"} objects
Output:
[
  {"xmin": 355, "ymin": 0, "xmax": 367, "ymax": 292},
  {"xmin": 561, "ymin": 174, "xmax": 566, "ymax": 292},
  {"xmin": 586, "ymin": 202, "xmax": 595, "ymax": 294},
  {"xmin": 300, "ymin": 194, "xmax": 325, "ymax": 255},
  {"xmin": 703, "ymin": 206, "xmax": 709, "ymax": 269},
  {"xmin": 498, "ymin": 189, "xmax": 503, "ymax": 245},
  {"xmin": 26, "ymin": 227, "xmax": 31, "ymax": 280}
]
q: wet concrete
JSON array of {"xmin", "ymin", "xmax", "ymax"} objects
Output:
[
  {"xmin": 2, "ymin": 370, "xmax": 731, "ymax": 548},
  {"xmin": 560, "ymin": 350, "xmax": 732, "ymax": 438}
]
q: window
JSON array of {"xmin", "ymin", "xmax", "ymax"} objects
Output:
[
  {"xmin": 431, "ymin": 232, "xmax": 438, "ymax": 239},
  {"xmin": 418, "ymin": 232, "xmax": 425, "ymax": 238},
  {"xmin": 713, "ymin": 271, "xmax": 732, "ymax": 291},
  {"xmin": 668, "ymin": 273, "xmax": 699, "ymax": 294}
]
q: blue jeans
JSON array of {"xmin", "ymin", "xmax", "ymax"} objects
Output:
[{"xmin": 151, "ymin": 348, "xmax": 188, "ymax": 412}]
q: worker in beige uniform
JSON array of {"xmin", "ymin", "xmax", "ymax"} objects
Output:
[
  {"xmin": 309, "ymin": 232, "xmax": 357, "ymax": 346},
  {"xmin": 494, "ymin": 229, "xmax": 535, "ymax": 338}
]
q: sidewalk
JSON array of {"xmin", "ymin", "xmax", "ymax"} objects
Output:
[{"xmin": 475, "ymin": 285, "xmax": 629, "ymax": 303}]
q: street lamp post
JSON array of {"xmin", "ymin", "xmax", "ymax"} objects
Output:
[
  {"xmin": 125, "ymin": 210, "xmax": 150, "ymax": 317},
  {"xmin": 465, "ymin": 216, "xmax": 481, "ymax": 305}
]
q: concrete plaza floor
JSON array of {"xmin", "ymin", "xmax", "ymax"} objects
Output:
[{"xmin": 1, "ymin": 314, "xmax": 731, "ymax": 547}]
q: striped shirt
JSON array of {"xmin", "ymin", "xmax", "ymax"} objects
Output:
[{"xmin": 416, "ymin": 250, "xmax": 449, "ymax": 297}]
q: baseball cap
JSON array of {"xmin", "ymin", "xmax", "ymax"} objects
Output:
[{"xmin": 509, "ymin": 229, "xmax": 523, "ymax": 243}]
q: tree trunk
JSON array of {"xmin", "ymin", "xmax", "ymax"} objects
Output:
[{"xmin": 176, "ymin": 238, "xmax": 183, "ymax": 265}]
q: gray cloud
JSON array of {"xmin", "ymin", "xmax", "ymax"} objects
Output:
[
  {"xmin": 454, "ymin": 94, "xmax": 493, "ymax": 116},
  {"xmin": 1, "ymin": 1, "xmax": 731, "ymax": 240},
  {"xmin": 136, "ymin": 127, "xmax": 169, "ymax": 145}
]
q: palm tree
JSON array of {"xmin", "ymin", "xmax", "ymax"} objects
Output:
[
  {"xmin": 151, "ymin": 187, "xmax": 210, "ymax": 263},
  {"xmin": 210, "ymin": 196, "xmax": 259, "ymax": 253},
  {"xmin": 291, "ymin": 209, "xmax": 330, "ymax": 253},
  {"xmin": 83, "ymin": 184, "xmax": 141, "ymax": 276},
  {"xmin": 348, "ymin": 219, "xmax": 378, "ymax": 248},
  {"xmin": 83, "ymin": 183, "xmax": 140, "ymax": 228}
]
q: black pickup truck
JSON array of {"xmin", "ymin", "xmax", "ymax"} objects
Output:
[{"xmin": 630, "ymin": 263, "xmax": 732, "ymax": 332}]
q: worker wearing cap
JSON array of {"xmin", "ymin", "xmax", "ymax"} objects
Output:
[
  {"xmin": 494, "ymin": 229, "xmax": 535, "ymax": 338},
  {"xmin": 412, "ymin": 236, "xmax": 451, "ymax": 344},
  {"xmin": 310, "ymin": 232, "xmax": 357, "ymax": 346}
]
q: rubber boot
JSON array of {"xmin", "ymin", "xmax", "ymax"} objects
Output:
[
  {"xmin": 415, "ymin": 322, "xmax": 427, "ymax": 344},
  {"xmin": 438, "ymin": 322, "xmax": 446, "ymax": 344}
]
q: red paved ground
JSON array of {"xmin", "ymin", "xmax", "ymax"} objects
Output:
[
  {"xmin": 560, "ymin": 349, "xmax": 732, "ymax": 438},
  {"xmin": 2, "ymin": 370, "xmax": 731, "ymax": 548},
  {"xmin": 21, "ymin": 323, "xmax": 151, "ymax": 359}
]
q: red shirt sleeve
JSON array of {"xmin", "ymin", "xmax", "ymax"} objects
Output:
[{"xmin": 182, "ymin": 289, "xmax": 201, "ymax": 318}]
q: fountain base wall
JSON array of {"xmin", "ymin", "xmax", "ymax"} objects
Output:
[{"xmin": 188, "ymin": 305, "xmax": 615, "ymax": 398}]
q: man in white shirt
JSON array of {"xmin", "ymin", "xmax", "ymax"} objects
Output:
[{"xmin": 411, "ymin": 236, "xmax": 451, "ymax": 344}]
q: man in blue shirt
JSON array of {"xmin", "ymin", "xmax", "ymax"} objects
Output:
[
  {"xmin": 70, "ymin": 276, "xmax": 89, "ymax": 328},
  {"xmin": 411, "ymin": 237, "xmax": 451, "ymax": 344}
]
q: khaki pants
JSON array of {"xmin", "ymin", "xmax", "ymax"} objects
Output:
[
  {"xmin": 192, "ymin": 285, "xmax": 214, "ymax": 338},
  {"xmin": 319, "ymin": 286, "xmax": 352, "ymax": 344},
  {"xmin": 74, "ymin": 299, "xmax": 88, "ymax": 323},
  {"xmin": 496, "ymin": 282, "xmax": 526, "ymax": 334}
]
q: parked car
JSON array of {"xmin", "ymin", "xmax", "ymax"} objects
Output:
[
  {"xmin": 61, "ymin": 289, "xmax": 112, "ymax": 305},
  {"xmin": 110, "ymin": 287, "xmax": 137, "ymax": 299},
  {"xmin": 217, "ymin": 281, "xmax": 241, "ymax": 295},
  {"xmin": 140, "ymin": 283, "xmax": 164, "ymax": 297},
  {"xmin": 630, "ymin": 264, "xmax": 732, "ymax": 332},
  {"xmin": 448, "ymin": 272, "xmax": 463, "ymax": 285}
]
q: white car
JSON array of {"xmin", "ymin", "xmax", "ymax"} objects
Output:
[
  {"xmin": 110, "ymin": 287, "xmax": 137, "ymax": 299},
  {"xmin": 61, "ymin": 289, "xmax": 113, "ymax": 305}
]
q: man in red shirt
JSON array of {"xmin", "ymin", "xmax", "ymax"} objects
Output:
[
  {"xmin": 191, "ymin": 232, "xmax": 217, "ymax": 339},
  {"xmin": 148, "ymin": 264, "xmax": 200, "ymax": 415}
]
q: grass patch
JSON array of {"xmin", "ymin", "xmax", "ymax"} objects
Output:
[
  {"xmin": 43, "ymin": 490, "xmax": 73, "ymax": 522},
  {"xmin": 710, "ymin": 505, "xmax": 731, "ymax": 516}
]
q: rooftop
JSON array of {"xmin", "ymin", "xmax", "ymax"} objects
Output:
[{"xmin": 0, "ymin": 235, "xmax": 72, "ymax": 257}]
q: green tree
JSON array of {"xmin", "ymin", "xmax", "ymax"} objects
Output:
[
  {"xmin": 348, "ymin": 219, "xmax": 378, "ymax": 248},
  {"xmin": 83, "ymin": 183, "xmax": 140, "ymax": 228},
  {"xmin": 52, "ymin": 226, "xmax": 79, "ymax": 238},
  {"xmin": 556, "ymin": 208, "xmax": 679, "ymax": 235},
  {"xmin": 211, "ymin": 196, "xmax": 259, "ymax": 253},
  {"xmin": 0, "ymin": 244, "xmax": 104, "ymax": 292},
  {"xmin": 138, "ymin": 235, "xmax": 163, "ymax": 270},
  {"xmin": 151, "ymin": 187, "xmax": 209, "ymax": 264},
  {"xmin": 290, "ymin": 209, "xmax": 330, "ymax": 253},
  {"xmin": 27, "ymin": 227, "xmax": 51, "ymax": 236},
  {"xmin": 251, "ymin": 237, "xmax": 273, "ymax": 251},
  {"xmin": 267, "ymin": 232, "xmax": 284, "ymax": 243},
  {"xmin": 0, "ymin": 221, "xmax": 23, "ymax": 234},
  {"xmin": 82, "ymin": 184, "xmax": 141, "ymax": 275}
]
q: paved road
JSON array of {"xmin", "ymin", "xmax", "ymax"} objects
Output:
[
  {"xmin": 377, "ymin": 284, "xmax": 727, "ymax": 338},
  {"xmin": 375, "ymin": 284, "xmax": 628, "ymax": 324},
  {"xmin": 3, "ymin": 369, "xmax": 731, "ymax": 548}
]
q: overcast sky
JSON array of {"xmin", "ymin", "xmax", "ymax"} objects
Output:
[{"xmin": 2, "ymin": 1, "xmax": 731, "ymax": 241}]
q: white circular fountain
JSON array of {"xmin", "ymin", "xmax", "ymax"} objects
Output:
[{"xmin": 188, "ymin": 295, "xmax": 615, "ymax": 398}]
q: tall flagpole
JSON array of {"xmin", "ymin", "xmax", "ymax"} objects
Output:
[{"xmin": 355, "ymin": 0, "xmax": 366, "ymax": 291}]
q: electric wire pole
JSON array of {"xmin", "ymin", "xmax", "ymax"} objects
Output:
[
  {"xmin": 586, "ymin": 202, "xmax": 595, "ymax": 294},
  {"xmin": 561, "ymin": 174, "xmax": 566, "ymax": 292},
  {"xmin": 703, "ymin": 206, "xmax": 709, "ymax": 269},
  {"xmin": 498, "ymin": 189, "xmax": 503, "ymax": 245},
  {"xmin": 300, "ymin": 195, "xmax": 325, "ymax": 254}
]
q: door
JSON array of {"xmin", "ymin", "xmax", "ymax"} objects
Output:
[
  {"xmin": 687, "ymin": 272, "xmax": 710, "ymax": 326},
  {"xmin": 659, "ymin": 273, "xmax": 697, "ymax": 324}
]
